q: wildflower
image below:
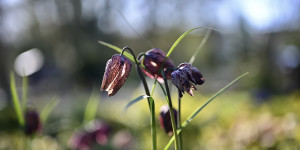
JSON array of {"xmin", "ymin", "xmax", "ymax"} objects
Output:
[
  {"xmin": 171, "ymin": 63, "xmax": 205, "ymax": 97},
  {"xmin": 24, "ymin": 109, "xmax": 42, "ymax": 136},
  {"xmin": 69, "ymin": 132, "xmax": 94, "ymax": 150},
  {"xmin": 140, "ymin": 48, "xmax": 175, "ymax": 83},
  {"xmin": 69, "ymin": 120, "xmax": 110, "ymax": 150},
  {"xmin": 159, "ymin": 105, "xmax": 177, "ymax": 135},
  {"xmin": 100, "ymin": 54, "xmax": 132, "ymax": 96},
  {"xmin": 88, "ymin": 121, "xmax": 110, "ymax": 145}
]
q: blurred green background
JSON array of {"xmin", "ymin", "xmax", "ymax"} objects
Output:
[{"xmin": 0, "ymin": 0, "xmax": 300, "ymax": 149}]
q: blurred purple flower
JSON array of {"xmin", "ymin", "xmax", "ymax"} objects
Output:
[
  {"xmin": 90, "ymin": 121, "xmax": 110, "ymax": 145},
  {"xmin": 171, "ymin": 63, "xmax": 205, "ymax": 97},
  {"xmin": 69, "ymin": 132, "xmax": 94, "ymax": 150},
  {"xmin": 100, "ymin": 54, "xmax": 132, "ymax": 96},
  {"xmin": 69, "ymin": 121, "xmax": 110, "ymax": 150},
  {"xmin": 159, "ymin": 105, "xmax": 178, "ymax": 135},
  {"xmin": 24, "ymin": 109, "xmax": 42, "ymax": 136},
  {"xmin": 140, "ymin": 48, "xmax": 175, "ymax": 83},
  {"xmin": 112, "ymin": 130, "xmax": 135, "ymax": 149}
]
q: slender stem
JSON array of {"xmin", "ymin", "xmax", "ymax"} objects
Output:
[
  {"xmin": 122, "ymin": 47, "xmax": 157, "ymax": 150},
  {"xmin": 10, "ymin": 72, "xmax": 25, "ymax": 126},
  {"xmin": 122, "ymin": 47, "xmax": 151, "ymax": 108},
  {"xmin": 162, "ymin": 70, "xmax": 179, "ymax": 150},
  {"xmin": 22, "ymin": 75, "xmax": 28, "ymax": 111},
  {"xmin": 177, "ymin": 90, "xmax": 183, "ymax": 150}
]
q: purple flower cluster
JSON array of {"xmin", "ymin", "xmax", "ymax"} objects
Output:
[{"xmin": 100, "ymin": 48, "xmax": 204, "ymax": 98}]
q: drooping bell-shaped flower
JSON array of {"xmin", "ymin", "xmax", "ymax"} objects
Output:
[
  {"xmin": 159, "ymin": 105, "xmax": 177, "ymax": 135},
  {"xmin": 171, "ymin": 63, "xmax": 205, "ymax": 97},
  {"xmin": 24, "ymin": 109, "xmax": 42, "ymax": 136},
  {"xmin": 140, "ymin": 48, "xmax": 175, "ymax": 83},
  {"xmin": 100, "ymin": 54, "xmax": 132, "ymax": 96}
]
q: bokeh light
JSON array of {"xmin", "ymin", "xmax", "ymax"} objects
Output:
[{"xmin": 14, "ymin": 48, "xmax": 44, "ymax": 77}]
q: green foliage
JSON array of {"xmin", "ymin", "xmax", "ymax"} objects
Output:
[
  {"xmin": 98, "ymin": 41, "xmax": 134, "ymax": 62},
  {"xmin": 40, "ymin": 97, "xmax": 60, "ymax": 124},
  {"xmin": 9, "ymin": 72, "xmax": 24, "ymax": 126},
  {"xmin": 124, "ymin": 95, "xmax": 150, "ymax": 112},
  {"xmin": 166, "ymin": 27, "xmax": 202, "ymax": 58},
  {"xmin": 164, "ymin": 72, "xmax": 249, "ymax": 149},
  {"xmin": 83, "ymin": 92, "xmax": 99, "ymax": 123},
  {"xmin": 22, "ymin": 75, "xmax": 28, "ymax": 111}
]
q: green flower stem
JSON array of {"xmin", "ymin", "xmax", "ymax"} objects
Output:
[
  {"xmin": 177, "ymin": 90, "xmax": 183, "ymax": 150},
  {"xmin": 22, "ymin": 75, "xmax": 28, "ymax": 111},
  {"xmin": 10, "ymin": 72, "xmax": 25, "ymax": 126},
  {"xmin": 122, "ymin": 47, "xmax": 157, "ymax": 150},
  {"xmin": 164, "ymin": 72, "xmax": 249, "ymax": 150},
  {"xmin": 162, "ymin": 70, "xmax": 179, "ymax": 150}
]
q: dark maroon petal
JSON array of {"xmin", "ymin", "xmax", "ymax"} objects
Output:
[
  {"xmin": 24, "ymin": 109, "xmax": 42, "ymax": 136},
  {"xmin": 100, "ymin": 56, "xmax": 121, "ymax": 92},
  {"xmin": 171, "ymin": 69, "xmax": 191, "ymax": 97},
  {"xmin": 171, "ymin": 63, "xmax": 204, "ymax": 97},
  {"xmin": 189, "ymin": 67, "xmax": 205, "ymax": 85},
  {"xmin": 100, "ymin": 54, "xmax": 132, "ymax": 96},
  {"xmin": 159, "ymin": 105, "xmax": 177, "ymax": 135},
  {"xmin": 141, "ymin": 48, "xmax": 175, "ymax": 82},
  {"xmin": 178, "ymin": 63, "xmax": 204, "ymax": 85},
  {"xmin": 141, "ymin": 68, "xmax": 165, "ymax": 83}
]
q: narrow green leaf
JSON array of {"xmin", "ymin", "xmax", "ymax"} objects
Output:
[
  {"xmin": 164, "ymin": 72, "xmax": 249, "ymax": 150},
  {"xmin": 22, "ymin": 75, "xmax": 28, "ymax": 111},
  {"xmin": 83, "ymin": 92, "xmax": 99, "ymax": 123},
  {"xmin": 189, "ymin": 29, "xmax": 212, "ymax": 64},
  {"xmin": 166, "ymin": 27, "xmax": 201, "ymax": 58},
  {"xmin": 166, "ymin": 27, "xmax": 220, "ymax": 58},
  {"xmin": 98, "ymin": 41, "xmax": 134, "ymax": 62},
  {"xmin": 124, "ymin": 95, "xmax": 150, "ymax": 111},
  {"xmin": 40, "ymin": 96, "xmax": 60, "ymax": 124},
  {"xmin": 10, "ymin": 72, "xmax": 25, "ymax": 126}
]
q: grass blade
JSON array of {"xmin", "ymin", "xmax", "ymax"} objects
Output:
[
  {"xmin": 166, "ymin": 27, "xmax": 201, "ymax": 58},
  {"xmin": 189, "ymin": 29, "xmax": 212, "ymax": 64},
  {"xmin": 124, "ymin": 95, "xmax": 150, "ymax": 112},
  {"xmin": 22, "ymin": 75, "xmax": 28, "ymax": 111},
  {"xmin": 83, "ymin": 92, "xmax": 99, "ymax": 123},
  {"xmin": 166, "ymin": 27, "xmax": 220, "ymax": 58},
  {"xmin": 10, "ymin": 72, "xmax": 25, "ymax": 126},
  {"xmin": 164, "ymin": 72, "xmax": 249, "ymax": 150},
  {"xmin": 40, "ymin": 96, "xmax": 60, "ymax": 124},
  {"xmin": 98, "ymin": 41, "xmax": 134, "ymax": 62}
]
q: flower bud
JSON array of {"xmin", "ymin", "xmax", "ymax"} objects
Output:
[
  {"xmin": 100, "ymin": 54, "xmax": 132, "ymax": 96},
  {"xmin": 159, "ymin": 105, "xmax": 177, "ymax": 135},
  {"xmin": 24, "ymin": 109, "xmax": 42, "ymax": 136},
  {"xmin": 141, "ymin": 48, "xmax": 175, "ymax": 83},
  {"xmin": 171, "ymin": 63, "xmax": 205, "ymax": 97}
]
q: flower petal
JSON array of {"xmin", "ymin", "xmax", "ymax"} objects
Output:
[
  {"xmin": 100, "ymin": 55, "xmax": 132, "ymax": 96},
  {"xmin": 141, "ymin": 48, "xmax": 175, "ymax": 82}
]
